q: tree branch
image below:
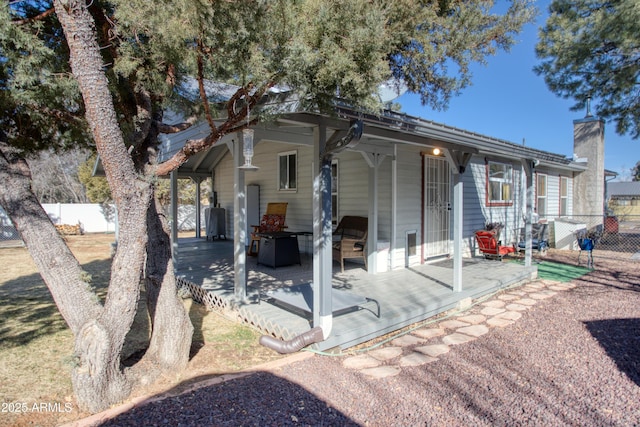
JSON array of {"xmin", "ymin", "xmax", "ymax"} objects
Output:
[
  {"xmin": 157, "ymin": 119, "xmax": 197, "ymax": 134},
  {"xmin": 196, "ymin": 38, "xmax": 217, "ymax": 134},
  {"xmin": 13, "ymin": 7, "xmax": 55, "ymax": 25},
  {"xmin": 154, "ymin": 81, "xmax": 272, "ymax": 176}
]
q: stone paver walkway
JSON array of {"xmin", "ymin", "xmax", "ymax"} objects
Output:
[{"xmin": 341, "ymin": 279, "xmax": 575, "ymax": 378}]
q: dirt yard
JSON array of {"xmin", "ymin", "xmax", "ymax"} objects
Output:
[{"xmin": 1, "ymin": 233, "xmax": 637, "ymax": 426}]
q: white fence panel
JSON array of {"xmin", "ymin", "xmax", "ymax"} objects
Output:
[{"xmin": 43, "ymin": 203, "xmax": 116, "ymax": 233}]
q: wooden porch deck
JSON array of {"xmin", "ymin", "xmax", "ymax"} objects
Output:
[{"xmin": 175, "ymin": 237, "xmax": 537, "ymax": 351}]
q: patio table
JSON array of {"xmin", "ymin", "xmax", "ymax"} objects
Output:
[{"xmin": 257, "ymin": 231, "xmax": 301, "ymax": 268}]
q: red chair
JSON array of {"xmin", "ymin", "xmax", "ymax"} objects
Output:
[{"xmin": 474, "ymin": 230, "xmax": 516, "ymax": 260}]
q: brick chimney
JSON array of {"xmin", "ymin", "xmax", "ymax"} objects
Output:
[{"xmin": 572, "ymin": 101, "xmax": 605, "ymax": 227}]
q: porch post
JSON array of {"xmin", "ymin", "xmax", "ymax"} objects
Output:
[
  {"xmin": 521, "ymin": 159, "xmax": 535, "ymax": 268},
  {"xmin": 362, "ymin": 152, "xmax": 384, "ymax": 274},
  {"xmin": 444, "ymin": 150, "xmax": 471, "ymax": 293},
  {"xmin": 170, "ymin": 170, "xmax": 179, "ymax": 270},
  {"xmin": 313, "ymin": 122, "xmax": 333, "ymax": 338},
  {"xmin": 391, "ymin": 144, "xmax": 397, "ymax": 270},
  {"xmin": 194, "ymin": 177, "xmax": 202, "ymax": 239},
  {"xmin": 233, "ymin": 135, "xmax": 247, "ymax": 302},
  {"xmin": 452, "ymin": 173, "xmax": 463, "ymax": 292}
]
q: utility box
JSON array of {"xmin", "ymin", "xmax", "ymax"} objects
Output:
[{"xmin": 552, "ymin": 218, "xmax": 587, "ymax": 250}]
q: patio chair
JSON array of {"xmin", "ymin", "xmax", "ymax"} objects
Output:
[
  {"xmin": 474, "ymin": 229, "xmax": 516, "ymax": 260},
  {"xmin": 517, "ymin": 222, "xmax": 550, "ymax": 256},
  {"xmin": 332, "ymin": 216, "xmax": 368, "ymax": 272},
  {"xmin": 248, "ymin": 202, "xmax": 288, "ymax": 256}
]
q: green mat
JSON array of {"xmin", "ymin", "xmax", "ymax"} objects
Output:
[{"xmin": 513, "ymin": 260, "xmax": 591, "ymax": 282}]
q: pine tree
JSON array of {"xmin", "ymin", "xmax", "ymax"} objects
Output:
[{"xmin": 1, "ymin": 0, "xmax": 535, "ymax": 411}]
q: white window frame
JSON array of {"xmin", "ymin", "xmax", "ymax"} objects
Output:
[
  {"xmin": 277, "ymin": 150, "xmax": 297, "ymax": 191},
  {"xmin": 536, "ymin": 173, "xmax": 548, "ymax": 218},
  {"xmin": 486, "ymin": 161, "xmax": 513, "ymax": 206},
  {"xmin": 559, "ymin": 176, "xmax": 569, "ymax": 216}
]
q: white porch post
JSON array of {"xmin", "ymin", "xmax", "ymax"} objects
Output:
[
  {"xmin": 452, "ymin": 173, "xmax": 463, "ymax": 292},
  {"xmin": 194, "ymin": 177, "xmax": 202, "ymax": 239},
  {"xmin": 444, "ymin": 150, "xmax": 471, "ymax": 293},
  {"xmin": 233, "ymin": 135, "xmax": 247, "ymax": 302},
  {"xmin": 391, "ymin": 144, "xmax": 397, "ymax": 270},
  {"xmin": 170, "ymin": 170, "xmax": 179, "ymax": 270},
  {"xmin": 521, "ymin": 159, "xmax": 535, "ymax": 268},
  {"xmin": 362, "ymin": 152, "xmax": 385, "ymax": 274},
  {"xmin": 313, "ymin": 123, "xmax": 333, "ymax": 338}
]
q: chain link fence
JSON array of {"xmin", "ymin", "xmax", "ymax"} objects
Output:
[{"xmin": 546, "ymin": 213, "xmax": 640, "ymax": 262}]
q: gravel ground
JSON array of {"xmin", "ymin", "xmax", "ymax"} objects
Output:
[{"xmin": 98, "ymin": 261, "xmax": 640, "ymax": 427}]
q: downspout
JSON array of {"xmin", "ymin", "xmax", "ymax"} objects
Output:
[
  {"xmin": 259, "ymin": 327, "xmax": 325, "ymax": 354},
  {"xmin": 260, "ymin": 120, "xmax": 363, "ymax": 354},
  {"xmin": 420, "ymin": 152, "xmax": 425, "ymax": 264}
]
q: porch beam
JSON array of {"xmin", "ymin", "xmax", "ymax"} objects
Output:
[
  {"xmin": 255, "ymin": 127, "xmax": 314, "ymax": 146},
  {"xmin": 233, "ymin": 133, "xmax": 247, "ymax": 302},
  {"xmin": 361, "ymin": 126, "xmax": 480, "ymax": 155}
]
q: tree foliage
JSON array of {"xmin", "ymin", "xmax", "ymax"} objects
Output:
[{"xmin": 535, "ymin": 0, "xmax": 640, "ymax": 138}]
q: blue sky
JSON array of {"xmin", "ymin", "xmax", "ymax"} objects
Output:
[{"xmin": 396, "ymin": 0, "xmax": 639, "ymax": 181}]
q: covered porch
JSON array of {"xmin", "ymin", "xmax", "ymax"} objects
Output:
[{"xmin": 175, "ymin": 237, "xmax": 537, "ymax": 351}]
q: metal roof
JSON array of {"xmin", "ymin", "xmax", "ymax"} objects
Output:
[{"xmin": 608, "ymin": 181, "xmax": 640, "ymax": 196}]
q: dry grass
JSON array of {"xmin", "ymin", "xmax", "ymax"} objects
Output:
[{"xmin": 0, "ymin": 233, "xmax": 283, "ymax": 427}]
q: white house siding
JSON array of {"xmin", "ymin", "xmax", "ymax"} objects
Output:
[
  {"xmin": 392, "ymin": 145, "xmax": 423, "ymax": 269},
  {"xmin": 211, "ymin": 137, "xmax": 574, "ymax": 268},
  {"xmin": 213, "ymin": 141, "xmax": 393, "ymax": 259},
  {"xmin": 465, "ymin": 157, "xmax": 526, "ymax": 254},
  {"xmin": 215, "ymin": 141, "xmax": 315, "ymax": 237}
]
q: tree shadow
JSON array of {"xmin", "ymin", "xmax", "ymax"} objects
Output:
[
  {"xmin": 97, "ymin": 371, "xmax": 359, "ymax": 426},
  {"xmin": 584, "ymin": 318, "xmax": 640, "ymax": 386},
  {"xmin": 0, "ymin": 258, "xmax": 112, "ymax": 348},
  {"xmin": 188, "ymin": 298, "xmax": 206, "ymax": 359}
]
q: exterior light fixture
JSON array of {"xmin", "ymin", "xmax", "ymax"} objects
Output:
[
  {"xmin": 432, "ymin": 147, "xmax": 441, "ymax": 156},
  {"xmin": 238, "ymin": 128, "xmax": 259, "ymax": 171}
]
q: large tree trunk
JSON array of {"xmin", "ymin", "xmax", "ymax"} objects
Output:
[
  {"xmin": 0, "ymin": 144, "xmax": 101, "ymax": 333},
  {"xmin": 0, "ymin": 143, "xmax": 142, "ymax": 413},
  {"xmin": 54, "ymin": 0, "xmax": 153, "ymax": 413},
  {"xmin": 140, "ymin": 196, "xmax": 193, "ymax": 375}
]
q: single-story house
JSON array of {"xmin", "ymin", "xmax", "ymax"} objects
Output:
[
  {"xmin": 607, "ymin": 181, "xmax": 640, "ymax": 217},
  {"xmin": 156, "ymin": 86, "xmax": 607, "ymax": 351}
]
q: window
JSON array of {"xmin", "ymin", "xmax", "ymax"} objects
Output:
[
  {"xmin": 536, "ymin": 174, "xmax": 548, "ymax": 217},
  {"xmin": 486, "ymin": 161, "xmax": 513, "ymax": 205},
  {"xmin": 331, "ymin": 160, "xmax": 339, "ymax": 224},
  {"xmin": 278, "ymin": 151, "xmax": 297, "ymax": 191},
  {"xmin": 559, "ymin": 176, "xmax": 569, "ymax": 216}
]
